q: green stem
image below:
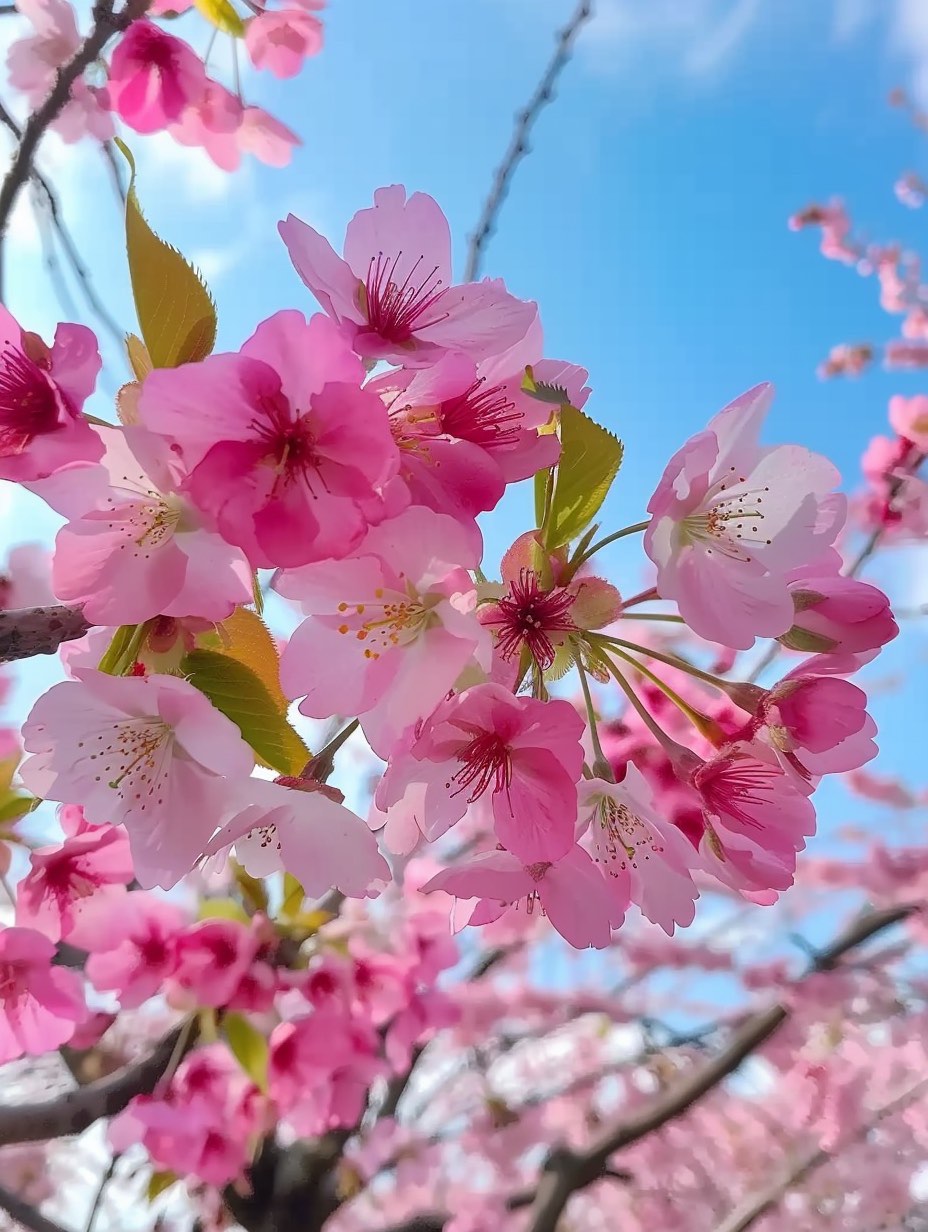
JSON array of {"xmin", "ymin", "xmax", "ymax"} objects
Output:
[
  {"xmin": 601, "ymin": 643, "xmax": 724, "ymax": 742},
  {"xmin": 596, "ymin": 653, "xmax": 681, "ymax": 755},
  {"xmin": 572, "ymin": 519, "xmax": 650, "ymax": 568},
  {"xmin": 589, "ymin": 633, "xmax": 733, "ymax": 693},
  {"xmin": 576, "ymin": 658, "xmax": 614, "ymax": 782},
  {"xmin": 620, "ymin": 612, "xmax": 685, "ymax": 624}
]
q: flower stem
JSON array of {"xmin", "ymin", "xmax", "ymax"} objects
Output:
[
  {"xmin": 576, "ymin": 658, "xmax": 614, "ymax": 782},
  {"xmin": 589, "ymin": 633, "xmax": 734, "ymax": 694},
  {"xmin": 620, "ymin": 611, "xmax": 684, "ymax": 623},
  {"xmin": 571, "ymin": 520, "xmax": 650, "ymax": 569},
  {"xmin": 301, "ymin": 718, "xmax": 360, "ymax": 782}
]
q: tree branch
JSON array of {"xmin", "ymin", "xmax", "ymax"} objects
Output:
[
  {"xmin": 0, "ymin": 1017, "xmax": 197, "ymax": 1147},
  {"xmin": 463, "ymin": 0, "xmax": 593, "ymax": 281},
  {"xmin": 0, "ymin": 604, "xmax": 90, "ymax": 663},
  {"xmin": 0, "ymin": 1183, "xmax": 71, "ymax": 1232}
]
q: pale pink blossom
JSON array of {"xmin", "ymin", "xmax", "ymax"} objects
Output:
[
  {"xmin": 52, "ymin": 425, "xmax": 253, "ymax": 625},
  {"xmin": 645, "ymin": 383, "xmax": 845, "ymax": 649},
  {"xmin": 578, "ymin": 764, "xmax": 700, "ymax": 935},
  {"xmin": 0, "ymin": 926, "xmax": 85, "ymax": 1062},
  {"xmin": 277, "ymin": 505, "xmax": 488, "ymax": 756},
  {"xmin": 375, "ymin": 683, "xmax": 585, "ymax": 861},
  {"xmin": 139, "ymin": 310, "xmax": 398, "ymax": 568},
  {"xmin": 245, "ymin": 8, "xmax": 323, "ymax": 77},
  {"xmin": 237, "ymin": 106, "xmax": 300, "ymax": 168},
  {"xmin": 106, "ymin": 20, "xmax": 206, "ymax": 134},
  {"xmin": 889, "ymin": 393, "xmax": 928, "ymax": 450},
  {"xmin": 0, "ymin": 543, "xmax": 54, "ymax": 610},
  {"xmin": 279, "ymin": 185, "xmax": 537, "ymax": 366},
  {"xmin": 19, "ymin": 670, "xmax": 254, "ymax": 888},
  {"xmin": 423, "ymin": 846, "xmax": 619, "ymax": 950},
  {"xmin": 0, "ymin": 306, "xmax": 102, "ymax": 481},
  {"xmin": 82, "ymin": 893, "xmax": 186, "ymax": 1008},
  {"xmin": 15, "ymin": 825, "xmax": 133, "ymax": 943}
]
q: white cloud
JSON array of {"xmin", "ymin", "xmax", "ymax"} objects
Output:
[
  {"xmin": 891, "ymin": 0, "xmax": 928, "ymax": 110},
  {"xmin": 831, "ymin": 0, "xmax": 876, "ymax": 42},
  {"xmin": 684, "ymin": 0, "xmax": 762, "ymax": 78}
]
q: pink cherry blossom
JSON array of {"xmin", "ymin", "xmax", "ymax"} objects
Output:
[
  {"xmin": 81, "ymin": 893, "xmax": 186, "ymax": 1008},
  {"xmin": 889, "ymin": 393, "xmax": 928, "ymax": 451},
  {"xmin": 51, "ymin": 426, "xmax": 253, "ymax": 625},
  {"xmin": 205, "ymin": 776, "xmax": 390, "ymax": 900},
  {"xmin": 277, "ymin": 505, "xmax": 488, "ymax": 756},
  {"xmin": 168, "ymin": 919, "xmax": 260, "ymax": 1009},
  {"xmin": 245, "ymin": 8, "xmax": 323, "ymax": 78},
  {"xmin": 0, "ymin": 926, "xmax": 85, "ymax": 1062},
  {"xmin": 375, "ymin": 683, "xmax": 584, "ymax": 862},
  {"xmin": 0, "ymin": 306, "xmax": 102, "ymax": 481},
  {"xmin": 106, "ymin": 20, "xmax": 206, "ymax": 134},
  {"xmin": 138, "ymin": 310, "xmax": 398, "ymax": 568},
  {"xmin": 0, "ymin": 543, "xmax": 54, "ymax": 610},
  {"xmin": 578, "ymin": 764, "xmax": 700, "ymax": 935},
  {"xmin": 19, "ymin": 670, "xmax": 254, "ymax": 888},
  {"xmin": 237, "ymin": 105, "xmax": 300, "ymax": 168},
  {"xmin": 15, "ymin": 825, "xmax": 133, "ymax": 943},
  {"xmin": 279, "ymin": 185, "xmax": 537, "ymax": 366},
  {"xmin": 423, "ymin": 846, "xmax": 619, "ymax": 950},
  {"xmin": 782, "ymin": 554, "xmax": 897, "ymax": 653},
  {"xmin": 644, "ymin": 383, "xmax": 846, "ymax": 649}
]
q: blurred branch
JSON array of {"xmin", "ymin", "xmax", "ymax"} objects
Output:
[
  {"xmin": 100, "ymin": 140, "xmax": 126, "ymax": 204},
  {"xmin": 0, "ymin": 1184, "xmax": 70, "ymax": 1232},
  {"xmin": 0, "ymin": 604, "xmax": 91, "ymax": 663},
  {"xmin": 463, "ymin": 0, "xmax": 593, "ymax": 281},
  {"xmin": 0, "ymin": 0, "xmax": 148, "ymax": 298},
  {"xmin": 84, "ymin": 1155, "xmax": 119, "ymax": 1232},
  {"xmin": 0, "ymin": 1016, "xmax": 198, "ymax": 1147}
]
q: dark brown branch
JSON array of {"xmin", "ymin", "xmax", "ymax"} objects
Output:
[
  {"xmin": 0, "ymin": 1017, "xmax": 197, "ymax": 1147},
  {"xmin": 0, "ymin": 0, "xmax": 148, "ymax": 294},
  {"xmin": 0, "ymin": 604, "xmax": 90, "ymax": 663},
  {"xmin": 463, "ymin": 0, "xmax": 593, "ymax": 281},
  {"xmin": 0, "ymin": 1183, "xmax": 71, "ymax": 1232}
]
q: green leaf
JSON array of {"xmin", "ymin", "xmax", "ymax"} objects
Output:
[
  {"xmin": 0, "ymin": 794, "xmax": 34, "ymax": 825},
  {"xmin": 97, "ymin": 624, "xmax": 141, "ymax": 675},
  {"xmin": 544, "ymin": 405, "xmax": 623, "ymax": 550},
  {"xmin": 213, "ymin": 607, "xmax": 289, "ymax": 713},
  {"xmin": 146, "ymin": 1170, "xmax": 178, "ymax": 1203},
  {"xmin": 521, "ymin": 364, "xmax": 570, "ymax": 406},
  {"xmin": 232, "ymin": 859, "xmax": 269, "ymax": 914},
  {"xmin": 223, "ymin": 1012, "xmax": 269, "ymax": 1091},
  {"xmin": 115, "ymin": 139, "xmax": 217, "ymax": 369},
  {"xmin": 280, "ymin": 872, "xmax": 304, "ymax": 919},
  {"xmin": 198, "ymin": 897, "xmax": 250, "ymax": 924},
  {"xmin": 181, "ymin": 649, "xmax": 310, "ymax": 775},
  {"xmin": 194, "ymin": 0, "xmax": 245, "ymax": 36}
]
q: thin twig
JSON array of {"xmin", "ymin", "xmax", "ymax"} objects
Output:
[
  {"xmin": 84, "ymin": 1154, "xmax": 119, "ymax": 1232},
  {"xmin": 463, "ymin": 0, "xmax": 593, "ymax": 281}
]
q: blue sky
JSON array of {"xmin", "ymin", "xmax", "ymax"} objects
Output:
[{"xmin": 2, "ymin": 0, "xmax": 927, "ymax": 857}]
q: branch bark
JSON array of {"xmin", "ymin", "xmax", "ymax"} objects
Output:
[{"xmin": 0, "ymin": 604, "xmax": 90, "ymax": 663}]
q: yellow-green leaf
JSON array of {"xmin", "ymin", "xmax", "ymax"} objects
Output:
[
  {"xmin": 223, "ymin": 1012, "xmax": 269, "ymax": 1090},
  {"xmin": 232, "ymin": 859, "xmax": 269, "ymax": 914},
  {"xmin": 146, "ymin": 1170, "xmax": 178, "ymax": 1203},
  {"xmin": 115, "ymin": 138, "xmax": 217, "ymax": 369},
  {"xmin": 125, "ymin": 333, "xmax": 153, "ymax": 381},
  {"xmin": 194, "ymin": 0, "xmax": 245, "ymax": 36},
  {"xmin": 213, "ymin": 607, "xmax": 289, "ymax": 713},
  {"xmin": 198, "ymin": 897, "xmax": 250, "ymax": 924},
  {"xmin": 544, "ymin": 405, "xmax": 623, "ymax": 550},
  {"xmin": 181, "ymin": 649, "xmax": 309, "ymax": 775},
  {"xmin": 280, "ymin": 872, "xmax": 304, "ymax": 919}
]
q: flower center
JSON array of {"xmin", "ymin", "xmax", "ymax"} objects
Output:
[
  {"xmin": 0, "ymin": 961, "xmax": 24, "ymax": 1001},
  {"xmin": 591, "ymin": 796, "xmax": 663, "ymax": 874},
  {"xmin": 335, "ymin": 586, "xmax": 429, "ymax": 661},
  {"xmin": 78, "ymin": 718, "xmax": 171, "ymax": 813},
  {"xmin": 680, "ymin": 468, "xmax": 773, "ymax": 561},
  {"xmin": 0, "ymin": 346, "xmax": 60, "ymax": 457},
  {"xmin": 449, "ymin": 731, "xmax": 512, "ymax": 802},
  {"xmin": 360, "ymin": 251, "xmax": 449, "ymax": 343},
  {"xmin": 694, "ymin": 755, "xmax": 784, "ymax": 829},
  {"xmin": 440, "ymin": 377, "xmax": 522, "ymax": 447},
  {"xmin": 483, "ymin": 569, "xmax": 575, "ymax": 668}
]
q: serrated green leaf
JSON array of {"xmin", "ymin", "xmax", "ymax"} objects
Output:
[
  {"xmin": 223, "ymin": 1012, "xmax": 269, "ymax": 1091},
  {"xmin": 194, "ymin": 0, "xmax": 245, "ymax": 36},
  {"xmin": 115, "ymin": 139, "xmax": 217, "ymax": 369},
  {"xmin": 521, "ymin": 364, "xmax": 570, "ymax": 406},
  {"xmin": 180, "ymin": 649, "xmax": 309, "ymax": 775},
  {"xmin": 146, "ymin": 1170, "xmax": 177, "ymax": 1203},
  {"xmin": 544, "ymin": 405, "xmax": 623, "ymax": 550},
  {"xmin": 125, "ymin": 333, "xmax": 153, "ymax": 382},
  {"xmin": 214, "ymin": 607, "xmax": 289, "ymax": 713}
]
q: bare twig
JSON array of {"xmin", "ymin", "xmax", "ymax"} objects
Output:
[
  {"xmin": 100, "ymin": 140, "xmax": 127, "ymax": 204},
  {"xmin": 0, "ymin": 604, "xmax": 91, "ymax": 663},
  {"xmin": 84, "ymin": 1154, "xmax": 119, "ymax": 1232},
  {"xmin": 0, "ymin": 1016, "xmax": 198, "ymax": 1147},
  {"xmin": 0, "ymin": 1184, "xmax": 71, "ymax": 1232},
  {"xmin": 463, "ymin": 0, "xmax": 593, "ymax": 281}
]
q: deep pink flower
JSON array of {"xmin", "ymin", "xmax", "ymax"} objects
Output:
[
  {"xmin": 423, "ymin": 846, "xmax": 619, "ymax": 950},
  {"xmin": 0, "ymin": 927, "xmax": 85, "ymax": 1062},
  {"xmin": 82, "ymin": 893, "xmax": 186, "ymax": 1008},
  {"xmin": 138, "ymin": 310, "xmax": 398, "ymax": 568},
  {"xmin": 0, "ymin": 306, "xmax": 102, "ymax": 481},
  {"xmin": 168, "ymin": 919, "xmax": 260, "ymax": 1009},
  {"xmin": 645, "ymin": 383, "xmax": 845, "ymax": 649},
  {"xmin": 782, "ymin": 554, "xmax": 897, "ymax": 653},
  {"xmin": 245, "ymin": 7, "xmax": 323, "ymax": 77},
  {"xmin": 279, "ymin": 185, "xmax": 537, "ymax": 366},
  {"xmin": 106, "ymin": 21, "xmax": 206, "ymax": 134},
  {"xmin": 578, "ymin": 765, "xmax": 700, "ymax": 935},
  {"xmin": 205, "ymin": 776, "xmax": 390, "ymax": 900},
  {"xmin": 375, "ymin": 683, "xmax": 584, "ymax": 861},
  {"xmin": 19, "ymin": 670, "xmax": 254, "ymax": 889},
  {"xmin": 277, "ymin": 505, "xmax": 488, "ymax": 756},
  {"xmin": 52, "ymin": 425, "xmax": 253, "ymax": 625},
  {"xmin": 15, "ymin": 825, "xmax": 133, "ymax": 944}
]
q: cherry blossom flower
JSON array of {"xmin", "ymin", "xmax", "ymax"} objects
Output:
[
  {"xmin": 578, "ymin": 765, "xmax": 700, "ymax": 935},
  {"xmin": 52, "ymin": 425, "xmax": 253, "ymax": 625},
  {"xmin": 205, "ymin": 776, "xmax": 390, "ymax": 900},
  {"xmin": 245, "ymin": 7, "xmax": 323, "ymax": 78},
  {"xmin": 19, "ymin": 670, "xmax": 254, "ymax": 888},
  {"xmin": 375, "ymin": 683, "xmax": 585, "ymax": 861},
  {"xmin": 138, "ymin": 310, "xmax": 398, "ymax": 568},
  {"xmin": 889, "ymin": 393, "xmax": 928, "ymax": 451},
  {"xmin": 423, "ymin": 846, "xmax": 619, "ymax": 950},
  {"xmin": 277, "ymin": 505, "xmax": 488, "ymax": 756},
  {"xmin": 0, "ymin": 927, "xmax": 85, "ymax": 1062},
  {"xmin": 782, "ymin": 553, "xmax": 897, "ymax": 653},
  {"xmin": 0, "ymin": 543, "xmax": 54, "ymax": 610},
  {"xmin": 15, "ymin": 825, "xmax": 133, "ymax": 943},
  {"xmin": 168, "ymin": 919, "xmax": 260, "ymax": 1009},
  {"xmin": 645, "ymin": 383, "xmax": 845, "ymax": 649},
  {"xmin": 0, "ymin": 306, "xmax": 102, "ymax": 481},
  {"xmin": 106, "ymin": 20, "xmax": 206, "ymax": 134},
  {"xmin": 279, "ymin": 185, "xmax": 537, "ymax": 366},
  {"xmin": 81, "ymin": 893, "xmax": 186, "ymax": 1008}
]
